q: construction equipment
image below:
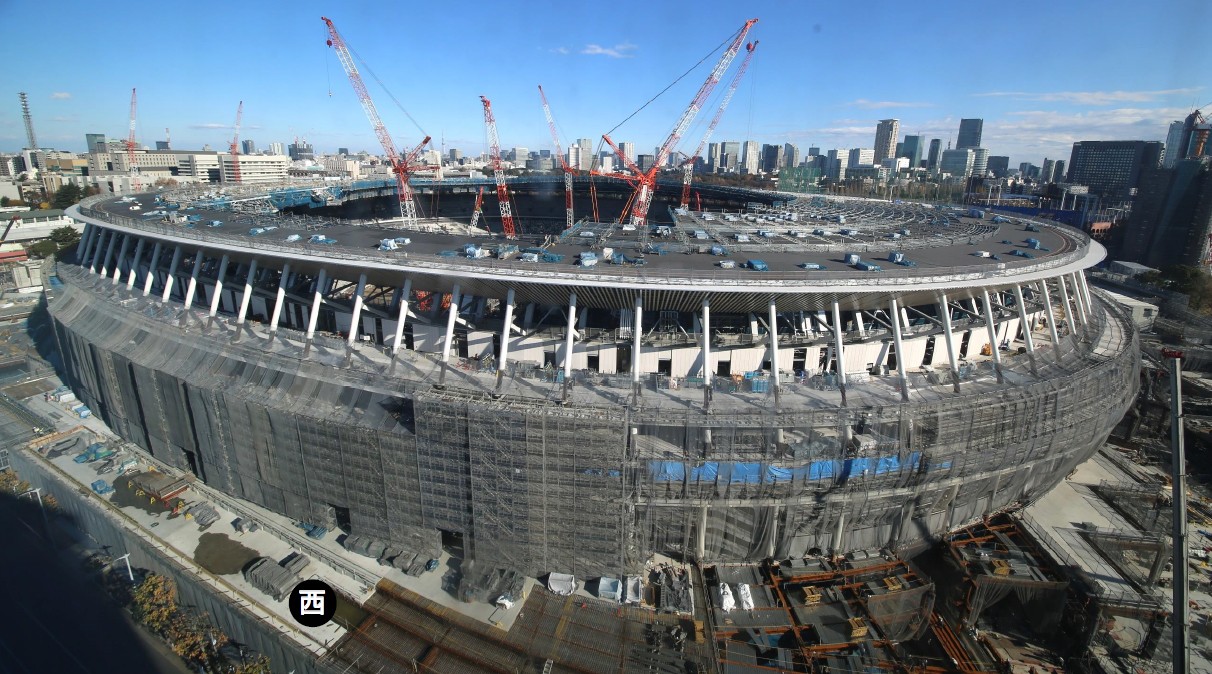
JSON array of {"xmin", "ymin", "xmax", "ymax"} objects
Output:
[
  {"xmin": 322, "ymin": 16, "xmax": 430, "ymax": 228},
  {"xmin": 480, "ymin": 95, "xmax": 518, "ymax": 238},
  {"xmin": 1191, "ymin": 108, "xmax": 1210, "ymax": 158},
  {"xmin": 18, "ymin": 92, "xmax": 37, "ymax": 150},
  {"xmin": 538, "ymin": 85, "xmax": 575, "ymax": 229},
  {"xmin": 29, "ymin": 425, "xmax": 86, "ymax": 454},
  {"xmin": 470, "ymin": 186, "xmax": 485, "ymax": 229},
  {"xmin": 126, "ymin": 88, "xmax": 140, "ymax": 190},
  {"xmin": 679, "ymin": 40, "xmax": 758, "ymax": 209},
  {"xmin": 228, "ymin": 101, "xmax": 243, "ymax": 184},
  {"xmin": 605, "ymin": 18, "xmax": 757, "ymax": 228}
]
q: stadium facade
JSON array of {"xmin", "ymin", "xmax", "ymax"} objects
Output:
[{"xmin": 54, "ymin": 179, "xmax": 1138, "ymax": 581}]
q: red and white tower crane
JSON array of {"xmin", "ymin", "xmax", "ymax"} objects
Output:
[
  {"xmin": 229, "ymin": 101, "xmax": 243, "ymax": 184},
  {"xmin": 322, "ymin": 16, "xmax": 430, "ymax": 228},
  {"xmin": 538, "ymin": 85, "xmax": 575, "ymax": 229},
  {"xmin": 680, "ymin": 41, "xmax": 758, "ymax": 209},
  {"xmin": 125, "ymin": 88, "xmax": 137, "ymax": 173},
  {"xmin": 470, "ymin": 187, "xmax": 485, "ymax": 229},
  {"xmin": 605, "ymin": 18, "xmax": 757, "ymax": 228},
  {"xmin": 480, "ymin": 96, "xmax": 518, "ymax": 238}
]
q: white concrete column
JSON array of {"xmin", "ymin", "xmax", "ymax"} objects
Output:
[
  {"xmin": 701, "ymin": 299, "xmax": 712, "ymax": 387},
  {"xmin": 563, "ymin": 292, "xmax": 577, "ymax": 380},
  {"xmin": 632, "ymin": 295, "xmax": 643, "ymax": 390},
  {"xmin": 1069, "ymin": 272, "xmax": 1089, "ymax": 326},
  {"xmin": 182, "ymin": 250, "xmax": 204, "ymax": 311},
  {"xmin": 208, "ymin": 254, "xmax": 231, "ymax": 318},
  {"xmin": 831, "ymin": 300, "xmax": 847, "ymax": 389},
  {"xmin": 981, "ymin": 288, "xmax": 1004, "ymax": 383},
  {"xmin": 76, "ymin": 224, "xmax": 96, "ymax": 264},
  {"xmin": 938, "ymin": 294, "xmax": 960, "ymax": 391},
  {"xmin": 1039, "ymin": 280, "xmax": 1063, "ymax": 362},
  {"xmin": 495, "ymin": 287, "xmax": 515, "ymax": 392},
  {"xmin": 346, "ymin": 273, "xmax": 368, "ymax": 346},
  {"xmin": 99, "ymin": 231, "xmax": 118, "ymax": 279},
  {"xmin": 88, "ymin": 229, "xmax": 108, "ymax": 274},
  {"xmin": 304, "ymin": 268, "xmax": 328, "ymax": 340},
  {"xmin": 159, "ymin": 246, "xmax": 182, "ymax": 303},
  {"xmin": 94, "ymin": 229, "xmax": 114, "ymax": 276},
  {"xmin": 1078, "ymin": 271, "xmax": 1094, "ymax": 312},
  {"xmin": 854, "ymin": 309, "xmax": 866, "ymax": 337},
  {"xmin": 125, "ymin": 238, "xmax": 145, "ymax": 289},
  {"xmin": 1013, "ymin": 285, "xmax": 1035, "ymax": 354},
  {"xmin": 235, "ymin": 258, "xmax": 258, "ymax": 325},
  {"xmin": 111, "ymin": 235, "xmax": 132, "ymax": 285},
  {"xmin": 141, "ymin": 241, "xmax": 161, "ymax": 296},
  {"xmin": 768, "ymin": 298, "xmax": 781, "ymax": 398},
  {"xmin": 390, "ymin": 278, "xmax": 412, "ymax": 356},
  {"xmin": 1057, "ymin": 274, "xmax": 1079, "ymax": 329},
  {"xmin": 438, "ymin": 284, "xmax": 461, "ymax": 385},
  {"xmin": 889, "ymin": 297, "xmax": 910, "ymax": 401},
  {"xmin": 268, "ymin": 263, "xmax": 291, "ymax": 335}
]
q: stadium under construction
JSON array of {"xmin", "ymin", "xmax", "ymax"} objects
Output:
[{"xmin": 53, "ymin": 177, "xmax": 1139, "ymax": 597}]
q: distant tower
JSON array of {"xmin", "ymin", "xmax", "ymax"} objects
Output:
[
  {"xmin": 18, "ymin": 92, "xmax": 37, "ymax": 150},
  {"xmin": 873, "ymin": 119, "xmax": 899, "ymax": 163},
  {"xmin": 1165, "ymin": 121, "xmax": 1185, "ymax": 168},
  {"xmin": 956, "ymin": 119, "xmax": 983, "ymax": 150}
]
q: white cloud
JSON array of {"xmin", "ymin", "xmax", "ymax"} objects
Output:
[
  {"xmin": 550, "ymin": 46, "xmax": 569, "ymax": 55},
  {"xmin": 582, "ymin": 42, "xmax": 637, "ymax": 58},
  {"xmin": 848, "ymin": 99, "xmax": 934, "ymax": 109},
  {"xmin": 49, "ymin": 92, "xmax": 71, "ymax": 100},
  {"xmin": 974, "ymin": 87, "xmax": 1202, "ymax": 106}
]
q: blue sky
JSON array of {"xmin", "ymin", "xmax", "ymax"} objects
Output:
[{"xmin": 1, "ymin": 0, "xmax": 1209, "ymax": 167}]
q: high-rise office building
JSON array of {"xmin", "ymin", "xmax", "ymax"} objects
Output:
[
  {"xmin": 970, "ymin": 148, "xmax": 989, "ymax": 178},
  {"xmin": 761, "ymin": 144, "xmax": 784, "ymax": 173},
  {"xmin": 636, "ymin": 154, "xmax": 655, "ymax": 172},
  {"xmin": 927, "ymin": 139, "xmax": 942, "ymax": 170},
  {"xmin": 1053, "ymin": 160, "xmax": 1066, "ymax": 184},
  {"xmin": 741, "ymin": 141, "xmax": 760, "ymax": 174},
  {"xmin": 783, "ymin": 143, "xmax": 800, "ymax": 169},
  {"xmin": 899, "ymin": 135, "xmax": 923, "ymax": 169},
  {"xmin": 1164, "ymin": 121, "xmax": 1185, "ymax": 168},
  {"xmin": 1066, "ymin": 140, "xmax": 1163, "ymax": 203},
  {"xmin": 707, "ymin": 143, "xmax": 721, "ymax": 172},
  {"xmin": 1121, "ymin": 160, "xmax": 1212, "ymax": 268},
  {"xmin": 987, "ymin": 156, "xmax": 1010, "ymax": 178},
  {"xmin": 155, "ymin": 141, "xmax": 171, "ymax": 151},
  {"xmin": 512, "ymin": 147, "xmax": 528, "ymax": 163},
  {"xmin": 825, "ymin": 149, "xmax": 848, "ymax": 182},
  {"xmin": 85, "ymin": 133, "xmax": 107, "ymax": 154},
  {"xmin": 873, "ymin": 119, "xmax": 899, "ymax": 163},
  {"xmin": 1173, "ymin": 111, "xmax": 1212, "ymax": 163},
  {"xmin": 566, "ymin": 145, "xmax": 582, "ymax": 172},
  {"xmin": 1019, "ymin": 163, "xmax": 1040, "ymax": 180},
  {"xmin": 242, "ymin": 140, "xmax": 256, "ymax": 155},
  {"xmin": 848, "ymin": 148, "xmax": 874, "ymax": 167},
  {"xmin": 449, "ymin": 148, "xmax": 462, "ymax": 161},
  {"xmin": 1040, "ymin": 159, "xmax": 1056, "ymax": 184},
  {"xmin": 956, "ymin": 119, "xmax": 983, "ymax": 149},
  {"xmin": 618, "ymin": 142, "xmax": 636, "ymax": 165},
  {"xmin": 807, "ymin": 146, "xmax": 820, "ymax": 158},
  {"xmin": 269, "ymin": 142, "xmax": 284, "ymax": 156},
  {"xmin": 578, "ymin": 138, "xmax": 594, "ymax": 170},
  {"xmin": 720, "ymin": 141, "xmax": 741, "ymax": 171},
  {"xmin": 288, "ymin": 140, "xmax": 314, "ymax": 161},
  {"xmin": 940, "ymin": 149, "xmax": 974, "ymax": 178}
]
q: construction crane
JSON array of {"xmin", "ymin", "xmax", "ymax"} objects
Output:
[
  {"xmin": 538, "ymin": 85, "xmax": 575, "ymax": 229},
  {"xmin": 469, "ymin": 186, "xmax": 485, "ymax": 229},
  {"xmin": 1191, "ymin": 108, "xmax": 1210, "ymax": 158},
  {"xmin": 229, "ymin": 101, "xmax": 243, "ymax": 184},
  {"xmin": 18, "ymin": 92, "xmax": 37, "ymax": 150},
  {"xmin": 680, "ymin": 40, "xmax": 758, "ymax": 209},
  {"xmin": 322, "ymin": 16, "xmax": 430, "ymax": 228},
  {"xmin": 605, "ymin": 18, "xmax": 757, "ymax": 228},
  {"xmin": 127, "ymin": 87, "xmax": 138, "ymax": 170},
  {"xmin": 480, "ymin": 96, "xmax": 518, "ymax": 238}
]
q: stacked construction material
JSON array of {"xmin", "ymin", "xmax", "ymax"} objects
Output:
[{"xmin": 243, "ymin": 553, "xmax": 309, "ymax": 602}]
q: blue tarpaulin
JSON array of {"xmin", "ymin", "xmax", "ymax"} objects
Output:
[
  {"xmin": 690, "ymin": 462, "xmax": 719, "ymax": 481},
  {"xmin": 647, "ymin": 451, "xmax": 918, "ymax": 484}
]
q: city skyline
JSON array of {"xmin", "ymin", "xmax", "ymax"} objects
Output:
[{"xmin": 1, "ymin": 0, "xmax": 1209, "ymax": 167}]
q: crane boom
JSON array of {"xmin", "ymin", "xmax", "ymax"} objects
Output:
[
  {"xmin": 480, "ymin": 96, "xmax": 518, "ymax": 238},
  {"xmin": 229, "ymin": 101, "xmax": 243, "ymax": 184},
  {"xmin": 126, "ymin": 88, "xmax": 136, "ymax": 172},
  {"xmin": 539, "ymin": 85, "xmax": 575, "ymax": 229},
  {"xmin": 322, "ymin": 16, "xmax": 428, "ymax": 228},
  {"xmin": 470, "ymin": 186, "xmax": 485, "ymax": 229},
  {"xmin": 681, "ymin": 41, "xmax": 758, "ymax": 208},
  {"xmin": 612, "ymin": 18, "xmax": 757, "ymax": 228}
]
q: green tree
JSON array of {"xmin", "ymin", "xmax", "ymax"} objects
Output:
[
  {"xmin": 27, "ymin": 240, "xmax": 58, "ymax": 259},
  {"xmin": 50, "ymin": 184, "xmax": 82, "ymax": 209},
  {"xmin": 232, "ymin": 654, "xmax": 272, "ymax": 674},
  {"xmin": 0, "ymin": 197, "xmax": 8, "ymax": 207},
  {"xmin": 49, "ymin": 226, "xmax": 80, "ymax": 247},
  {"xmin": 132, "ymin": 574, "xmax": 178, "ymax": 633}
]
